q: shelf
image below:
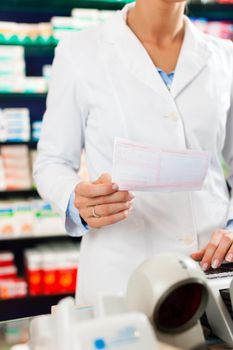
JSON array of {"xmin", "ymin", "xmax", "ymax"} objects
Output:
[
  {"xmin": 0, "ymin": 141, "xmax": 37, "ymax": 148},
  {"xmin": 0, "ymin": 42, "xmax": 56, "ymax": 57},
  {"xmin": 0, "ymin": 0, "xmax": 131, "ymax": 12},
  {"xmin": 188, "ymin": 3, "xmax": 233, "ymax": 21},
  {"xmin": 0, "ymin": 93, "xmax": 47, "ymax": 99},
  {"xmin": 0, "ymin": 293, "xmax": 75, "ymax": 321},
  {"xmin": 0, "ymin": 189, "xmax": 39, "ymax": 199},
  {"xmin": 0, "ymin": 232, "xmax": 67, "ymax": 241},
  {"xmin": 0, "ymin": 1, "xmax": 232, "ymax": 18},
  {"xmin": 23, "ymin": 45, "xmax": 56, "ymax": 57},
  {"xmin": 0, "ymin": 37, "xmax": 58, "ymax": 47},
  {"xmin": 0, "ymin": 37, "xmax": 57, "ymax": 58}
]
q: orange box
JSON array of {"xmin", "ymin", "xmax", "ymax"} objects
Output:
[
  {"xmin": 57, "ymin": 267, "xmax": 77, "ymax": 294},
  {"xmin": 42, "ymin": 268, "xmax": 57, "ymax": 295},
  {"xmin": 27, "ymin": 267, "xmax": 43, "ymax": 296},
  {"xmin": 0, "ymin": 265, "xmax": 17, "ymax": 279}
]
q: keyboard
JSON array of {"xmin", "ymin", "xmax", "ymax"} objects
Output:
[
  {"xmin": 220, "ymin": 289, "xmax": 233, "ymax": 319},
  {"xmin": 205, "ymin": 263, "xmax": 233, "ymax": 280},
  {"xmin": 200, "ymin": 289, "xmax": 233, "ymax": 337}
]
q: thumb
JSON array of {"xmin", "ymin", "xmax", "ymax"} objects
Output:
[
  {"xmin": 94, "ymin": 173, "xmax": 112, "ymax": 185},
  {"xmin": 191, "ymin": 247, "xmax": 206, "ymax": 261}
]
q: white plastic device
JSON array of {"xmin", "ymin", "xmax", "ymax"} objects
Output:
[
  {"xmin": 31, "ymin": 254, "xmax": 233, "ymax": 350},
  {"xmin": 126, "ymin": 254, "xmax": 209, "ymax": 350},
  {"xmin": 205, "ymin": 272, "xmax": 233, "ymax": 346},
  {"xmin": 71, "ymin": 312, "xmax": 159, "ymax": 350},
  {"xmin": 29, "ymin": 296, "xmax": 159, "ymax": 350}
]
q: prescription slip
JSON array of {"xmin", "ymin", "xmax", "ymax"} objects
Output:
[{"xmin": 112, "ymin": 138, "xmax": 210, "ymax": 192}]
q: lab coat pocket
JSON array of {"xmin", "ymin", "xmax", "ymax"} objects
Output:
[
  {"xmin": 195, "ymin": 193, "xmax": 229, "ymax": 249},
  {"xmin": 76, "ymin": 213, "xmax": 147, "ymax": 304},
  {"xmin": 215, "ymin": 76, "xmax": 231, "ymax": 121}
]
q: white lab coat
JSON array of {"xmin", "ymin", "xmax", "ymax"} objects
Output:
[{"xmin": 34, "ymin": 3, "xmax": 233, "ymax": 305}]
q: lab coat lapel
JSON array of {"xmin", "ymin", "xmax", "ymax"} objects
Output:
[
  {"xmin": 102, "ymin": 5, "xmax": 213, "ymax": 99},
  {"xmin": 101, "ymin": 4, "xmax": 170, "ymax": 99},
  {"xmin": 170, "ymin": 17, "xmax": 213, "ymax": 99}
]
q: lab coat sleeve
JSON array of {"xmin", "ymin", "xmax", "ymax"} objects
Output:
[
  {"xmin": 226, "ymin": 220, "xmax": 233, "ymax": 232},
  {"xmin": 66, "ymin": 192, "xmax": 89, "ymax": 237},
  {"xmin": 33, "ymin": 35, "xmax": 88, "ymax": 234},
  {"xmin": 222, "ymin": 42, "xmax": 233, "ymax": 223}
]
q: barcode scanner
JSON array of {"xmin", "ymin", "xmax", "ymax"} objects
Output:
[{"xmin": 126, "ymin": 254, "xmax": 209, "ymax": 349}]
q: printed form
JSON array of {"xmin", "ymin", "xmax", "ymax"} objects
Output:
[{"xmin": 112, "ymin": 138, "xmax": 210, "ymax": 192}]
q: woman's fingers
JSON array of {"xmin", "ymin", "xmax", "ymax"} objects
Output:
[
  {"xmin": 74, "ymin": 173, "xmax": 135, "ymax": 229},
  {"xmin": 93, "ymin": 173, "xmax": 112, "ymax": 185},
  {"xmin": 76, "ymin": 172, "xmax": 117, "ymax": 198},
  {"xmin": 75, "ymin": 190, "xmax": 134, "ymax": 210},
  {"xmin": 210, "ymin": 232, "xmax": 233, "ymax": 268},
  {"xmin": 199, "ymin": 230, "xmax": 223, "ymax": 271},
  {"xmin": 86, "ymin": 202, "xmax": 132, "ymax": 218},
  {"xmin": 87, "ymin": 209, "xmax": 130, "ymax": 229},
  {"xmin": 87, "ymin": 191, "xmax": 134, "ymax": 207},
  {"xmin": 77, "ymin": 181, "xmax": 118, "ymax": 198},
  {"xmin": 191, "ymin": 247, "xmax": 206, "ymax": 261},
  {"xmin": 226, "ymin": 246, "xmax": 233, "ymax": 263},
  {"xmin": 194, "ymin": 230, "xmax": 232, "ymax": 271}
]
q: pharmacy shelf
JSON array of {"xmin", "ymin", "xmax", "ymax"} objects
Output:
[
  {"xmin": 0, "ymin": 0, "xmax": 130, "ymax": 13},
  {"xmin": 0, "ymin": 236, "xmax": 80, "ymax": 276},
  {"xmin": 0, "ymin": 93, "xmax": 47, "ymax": 100},
  {"xmin": 0, "ymin": 38, "xmax": 57, "ymax": 60},
  {"xmin": 188, "ymin": 3, "xmax": 233, "ymax": 20},
  {"xmin": 24, "ymin": 45, "xmax": 55, "ymax": 58},
  {"xmin": 0, "ymin": 37, "xmax": 57, "ymax": 47},
  {"xmin": 0, "ymin": 293, "xmax": 75, "ymax": 321},
  {"xmin": 0, "ymin": 189, "xmax": 39, "ymax": 199},
  {"xmin": 0, "ymin": 233, "xmax": 68, "ymax": 241},
  {"xmin": 0, "ymin": 42, "xmax": 56, "ymax": 58},
  {"xmin": 0, "ymin": 0, "xmax": 232, "ymax": 19},
  {"xmin": 0, "ymin": 141, "xmax": 37, "ymax": 149},
  {"xmin": 0, "ymin": 95, "xmax": 46, "ymax": 122}
]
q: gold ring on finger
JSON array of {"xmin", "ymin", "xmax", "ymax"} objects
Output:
[{"xmin": 92, "ymin": 206, "xmax": 101, "ymax": 218}]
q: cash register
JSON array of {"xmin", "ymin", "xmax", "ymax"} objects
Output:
[
  {"xmin": 27, "ymin": 257, "xmax": 233, "ymax": 350},
  {"xmin": 204, "ymin": 263, "xmax": 233, "ymax": 346}
]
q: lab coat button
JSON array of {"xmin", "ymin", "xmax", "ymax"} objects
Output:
[
  {"xmin": 164, "ymin": 112, "xmax": 179, "ymax": 122},
  {"xmin": 181, "ymin": 235, "xmax": 195, "ymax": 246}
]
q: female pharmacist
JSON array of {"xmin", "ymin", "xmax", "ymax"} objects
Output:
[{"xmin": 34, "ymin": 0, "xmax": 233, "ymax": 304}]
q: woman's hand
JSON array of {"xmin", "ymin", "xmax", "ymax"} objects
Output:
[
  {"xmin": 74, "ymin": 173, "xmax": 134, "ymax": 229},
  {"xmin": 191, "ymin": 229, "xmax": 233, "ymax": 271}
]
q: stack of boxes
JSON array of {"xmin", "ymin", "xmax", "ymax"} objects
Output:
[
  {"xmin": 0, "ymin": 243, "xmax": 79, "ymax": 299},
  {"xmin": 0, "ymin": 46, "xmax": 25, "ymax": 78},
  {"xmin": 0, "ymin": 8, "xmax": 232, "ymax": 46},
  {"xmin": 25, "ymin": 244, "xmax": 79, "ymax": 296},
  {"xmin": 218, "ymin": 0, "xmax": 233, "ymax": 3},
  {"xmin": 192, "ymin": 19, "xmax": 233, "ymax": 39},
  {"xmin": 0, "ymin": 145, "xmax": 32, "ymax": 190},
  {"xmin": 0, "ymin": 45, "xmax": 47, "ymax": 93},
  {"xmin": 0, "ymin": 10, "xmax": 115, "ymax": 45},
  {"xmin": 0, "ymin": 200, "xmax": 66, "ymax": 237},
  {"xmin": 0, "ymin": 108, "xmax": 30, "ymax": 142},
  {"xmin": 0, "ymin": 244, "xmax": 79, "ymax": 299},
  {"xmin": 0, "ymin": 22, "xmax": 53, "ymax": 45},
  {"xmin": 0, "ymin": 156, "xmax": 5, "ymax": 190},
  {"xmin": 33, "ymin": 200, "xmax": 66, "ymax": 235},
  {"xmin": 0, "ymin": 252, "xmax": 27, "ymax": 299},
  {"xmin": 0, "ymin": 201, "xmax": 33, "ymax": 236},
  {"xmin": 31, "ymin": 121, "xmax": 42, "ymax": 142},
  {"xmin": 51, "ymin": 9, "xmax": 115, "ymax": 40}
]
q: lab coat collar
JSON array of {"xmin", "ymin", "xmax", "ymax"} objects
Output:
[
  {"xmin": 170, "ymin": 16, "xmax": 213, "ymax": 98},
  {"xmin": 101, "ymin": 3, "xmax": 213, "ymax": 99}
]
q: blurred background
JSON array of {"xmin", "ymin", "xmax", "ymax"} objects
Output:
[{"xmin": 0, "ymin": 0, "xmax": 232, "ymax": 348}]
